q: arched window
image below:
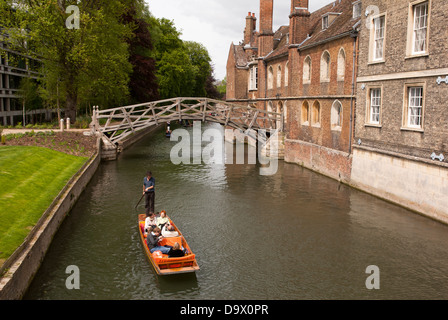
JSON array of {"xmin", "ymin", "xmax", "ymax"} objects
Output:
[
  {"xmin": 301, "ymin": 101, "xmax": 310, "ymax": 125},
  {"xmin": 277, "ymin": 65, "xmax": 282, "ymax": 88},
  {"xmin": 303, "ymin": 56, "xmax": 311, "ymax": 83},
  {"xmin": 285, "ymin": 62, "xmax": 289, "ymax": 87},
  {"xmin": 320, "ymin": 51, "xmax": 331, "ymax": 81},
  {"xmin": 331, "ymin": 100, "xmax": 343, "ymax": 130},
  {"xmin": 337, "ymin": 48, "xmax": 346, "ymax": 81},
  {"xmin": 268, "ymin": 66, "xmax": 274, "ymax": 89},
  {"xmin": 311, "ymin": 101, "xmax": 321, "ymax": 126}
]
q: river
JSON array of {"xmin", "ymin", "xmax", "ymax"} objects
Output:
[{"xmin": 24, "ymin": 123, "xmax": 448, "ymax": 300}]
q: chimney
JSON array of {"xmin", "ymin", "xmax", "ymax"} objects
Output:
[
  {"xmin": 259, "ymin": 0, "xmax": 273, "ymax": 35},
  {"xmin": 244, "ymin": 12, "xmax": 256, "ymax": 45},
  {"xmin": 289, "ymin": 0, "xmax": 311, "ymax": 45}
]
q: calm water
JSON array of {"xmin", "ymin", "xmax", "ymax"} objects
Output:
[{"xmin": 24, "ymin": 123, "xmax": 448, "ymax": 300}]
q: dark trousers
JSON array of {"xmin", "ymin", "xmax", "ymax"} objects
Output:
[{"xmin": 145, "ymin": 191, "xmax": 155, "ymax": 214}]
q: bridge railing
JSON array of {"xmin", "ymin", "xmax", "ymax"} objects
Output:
[{"xmin": 91, "ymin": 97, "xmax": 283, "ymax": 146}]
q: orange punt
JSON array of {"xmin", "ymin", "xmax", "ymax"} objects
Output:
[{"xmin": 138, "ymin": 213, "xmax": 200, "ymax": 275}]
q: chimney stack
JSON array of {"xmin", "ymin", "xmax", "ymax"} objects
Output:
[
  {"xmin": 289, "ymin": 0, "xmax": 311, "ymax": 45},
  {"xmin": 259, "ymin": 0, "xmax": 273, "ymax": 35},
  {"xmin": 244, "ymin": 12, "xmax": 257, "ymax": 45}
]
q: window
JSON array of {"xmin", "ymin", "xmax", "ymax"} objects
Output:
[
  {"xmin": 412, "ymin": 2, "xmax": 428, "ymax": 54},
  {"xmin": 403, "ymin": 85, "xmax": 425, "ymax": 130},
  {"xmin": 249, "ymin": 65, "xmax": 258, "ymax": 91},
  {"xmin": 367, "ymin": 88, "xmax": 381, "ymax": 125},
  {"xmin": 331, "ymin": 100, "xmax": 343, "ymax": 130},
  {"xmin": 268, "ymin": 66, "xmax": 274, "ymax": 89},
  {"xmin": 337, "ymin": 48, "xmax": 346, "ymax": 80},
  {"xmin": 320, "ymin": 51, "xmax": 330, "ymax": 82},
  {"xmin": 301, "ymin": 101, "xmax": 310, "ymax": 125},
  {"xmin": 303, "ymin": 56, "xmax": 311, "ymax": 83},
  {"xmin": 322, "ymin": 15, "xmax": 329, "ymax": 29},
  {"xmin": 373, "ymin": 15, "xmax": 385, "ymax": 61},
  {"xmin": 353, "ymin": 1, "xmax": 362, "ymax": 19},
  {"xmin": 285, "ymin": 62, "xmax": 289, "ymax": 87},
  {"xmin": 277, "ymin": 65, "xmax": 282, "ymax": 88},
  {"xmin": 311, "ymin": 101, "xmax": 321, "ymax": 127}
]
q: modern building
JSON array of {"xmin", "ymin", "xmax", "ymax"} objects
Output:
[{"xmin": 0, "ymin": 40, "xmax": 48, "ymax": 126}]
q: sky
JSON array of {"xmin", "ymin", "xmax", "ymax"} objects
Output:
[{"xmin": 146, "ymin": 0, "xmax": 336, "ymax": 81}]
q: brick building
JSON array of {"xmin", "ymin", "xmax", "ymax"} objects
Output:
[
  {"xmin": 226, "ymin": 0, "xmax": 361, "ymax": 182},
  {"xmin": 351, "ymin": 0, "xmax": 448, "ymax": 223}
]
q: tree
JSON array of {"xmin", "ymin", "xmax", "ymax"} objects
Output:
[
  {"xmin": 1, "ymin": 0, "xmax": 133, "ymax": 122},
  {"xmin": 121, "ymin": 3, "xmax": 159, "ymax": 103}
]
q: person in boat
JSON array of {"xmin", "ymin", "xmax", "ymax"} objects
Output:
[
  {"xmin": 168, "ymin": 242, "xmax": 185, "ymax": 258},
  {"xmin": 157, "ymin": 210, "xmax": 169, "ymax": 230},
  {"xmin": 147, "ymin": 227, "xmax": 170, "ymax": 254},
  {"xmin": 143, "ymin": 171, "xmax": 155, "ymax": 215},
  {"xmin": 144, "ymin": 212, "xmax": 157, "ymax": 235},
  {"xmin": 161, "ymin": 224, "xmax": 179, "ymax": 238}
]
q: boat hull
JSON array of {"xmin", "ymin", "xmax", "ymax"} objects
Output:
[{"xmin": 138, "ymin": 214, "xmax": 199, "ymax": 275}]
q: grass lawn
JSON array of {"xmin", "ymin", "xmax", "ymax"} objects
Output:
[{"xmin": 0, "ymin": 146, "xmax": 88, "ymax": 263}]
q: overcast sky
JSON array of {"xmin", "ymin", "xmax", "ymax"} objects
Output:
[{"xmin": 146, "ymin": 0, "xmax": 336, "ymax": 81}]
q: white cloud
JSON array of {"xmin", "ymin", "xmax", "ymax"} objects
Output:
[{"xmin": 147, "ymin": 0, "xmax": 336, "ymax": 81}]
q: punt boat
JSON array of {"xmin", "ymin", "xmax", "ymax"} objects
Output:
[{"xmin": 138, "ymin": 213, "xmax": 200, "ymax": 275}]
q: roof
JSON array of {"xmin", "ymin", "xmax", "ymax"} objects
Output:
[{"xmin": 230, "ymin": 0, "xmax": 360, "ymax": 66}]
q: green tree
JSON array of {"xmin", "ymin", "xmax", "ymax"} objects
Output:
[{"xmin": 1, "ymin": 0, "xmax": 133, "ymax": 122}]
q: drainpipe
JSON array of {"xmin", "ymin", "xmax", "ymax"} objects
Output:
[{"xmin": 348, "ymin": 28, "xmax": 359, "ymax": 155}]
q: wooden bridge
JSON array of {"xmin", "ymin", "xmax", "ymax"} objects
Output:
[{"xmin": 89, "ymin": 97, "xmax": 284, "ymax": 160}]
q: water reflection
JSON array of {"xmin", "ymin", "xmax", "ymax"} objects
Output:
[{"xmin": 24, "ymin": 122, "xmax": 448, "ymax": 300}]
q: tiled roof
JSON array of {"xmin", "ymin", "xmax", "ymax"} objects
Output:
[{"xmin": 232, "ymin": 0, "xmax": 360, "ymax": 66}]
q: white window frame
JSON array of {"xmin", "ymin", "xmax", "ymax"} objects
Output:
[
  {"xmin": 366, "ymin": 87, "xmax": 382, "ymax": 126},
  {"xmin": 402, "ymin": 83, "xmax": 425, "ymax": 131},
  {"xmin": 248, "ymin": 65, "xmax": 258, "ymax": 91},
  {"xmin": 406, "ymin": 0, "xmax": 431, "ymax": 58},
  {"xmin": 368, "ymin": 13, "xmax": 386, "ymax": 64}
]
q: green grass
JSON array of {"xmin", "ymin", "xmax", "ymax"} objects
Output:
[{"xmin": 0, "ymin": 146, "xmax": 88, "ymax": 261}]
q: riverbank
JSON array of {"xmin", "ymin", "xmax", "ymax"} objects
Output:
[
  {"xmin": 0, "ymin": 130, "xmax": 100, "ymax": 299},
  {"xmin": 0, "ymin": 146, "xmax": 88, "ymax": 262}
]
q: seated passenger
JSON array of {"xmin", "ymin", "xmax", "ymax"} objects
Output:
[
  {"xmin": 147, "ymin": 227, "xmax": 170, "ymax": 254},
  {"xmin": 168, "ymin": 242, "xmax": 185, "ymax": 258},
  {"xmin": 144, "ymin": 212, "xmax": 157, "ymax": 235},
  {"xmin": 157, "ymin": 210, "xmax": 170, "ymax": 230},
  {"xmin": 161, "ymin": 224, "xmax": 179, "ymax": 237}
]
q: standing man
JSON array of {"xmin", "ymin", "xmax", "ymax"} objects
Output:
[{"xmin": 143, "ymin": 171, "xmax": 155, "ymax": 214}]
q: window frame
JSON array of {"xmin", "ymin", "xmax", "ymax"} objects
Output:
[
  {"xmin": 267, "ymin": 66, "xmax": 274, "ymax": 90},
  {"xmin": 248, "ymin": 65, "xmax": 258, "ymax": 91},
  {"xmin": 311, "ymin": 101, "xmax": 321, "ymax": 128},
  {"xmin": 337, "ymin": 48, "xmax": 346, "ymax": 81},
  {"xmin": 401, "ymin": 82, "xmax": 426, "ymax": 132},
  {"xmin": 301, "ymin": 100, "xmax": 310, "ymax": 126},
  {"xmin": 406, "ymin": 0, "xmax": 431, "ymax": 58},
  {"xmin": 320, "ymin": 51, "xmax": 331, "ymax": 83},
  {"xmin": 369, "ymin": 13, "xmax": 387, "ymax": 64},
  {"xmin": 303, "ymin": 56, "xmax": 312, "ymax": 84},
  {"xmin": 277, "ymin": 65, "xmax": 282, "ymax": 88},
  {"xmin": 365, "ymin": 86, "xmax": 383, "ymax": 127},
  {"xmin": 331, "ymin": 100, "xmax": 343, "ymax": 131}
]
